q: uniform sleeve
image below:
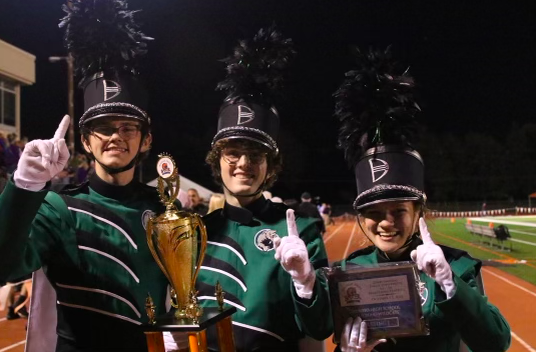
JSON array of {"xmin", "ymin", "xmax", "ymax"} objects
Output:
[
  {"xmin": 291, "ymin": 220, "xmax": 333, "ymax": 340},
  {"xmin": 434, "ymin": 258, "xmax": 511, "ymax": 352},
  {"xmin": 0, "ymin": 179, "xmax": 63, "ymax": 282}
]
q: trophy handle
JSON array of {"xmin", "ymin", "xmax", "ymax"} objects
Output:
[
  {"xmin": 192, "ymin": 213, "xmax": 208, "ymax": 287},
  {"xmin": 146, "ymin": 218, "xmax": 172, "ymax": 284}
]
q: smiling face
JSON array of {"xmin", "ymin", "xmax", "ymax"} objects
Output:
[
  {"xmin": 219, "ymin": 140, "xmax": 268, "ymax": 197},
  {"xmin": 82, "ymin": 117, "xmax": 151, "ymax": 173},
  {"xmin": 358, "ymin": 201, "xmax": 420, "ymax": 258}
]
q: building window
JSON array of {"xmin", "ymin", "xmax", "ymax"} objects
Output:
[{"xmin": 0, "ymin": 79, "xmax": 17, "ymax": 127}]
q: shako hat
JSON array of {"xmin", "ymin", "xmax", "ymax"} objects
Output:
[
  {"xmin": 59, "ymin": 0, "xmax": 153, "ymax": 130},
  {"xmin": 212, "ymin": 25, "xmax": 296, "ymax": 154},
  {"xmin": 334, "ymin": 46, "xmax": 425, "ymax": 210}
]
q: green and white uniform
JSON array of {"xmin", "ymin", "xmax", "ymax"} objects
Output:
[
  {"xmin": 197, "ymin": 197, "xmax": 333, "ymax": 352},
  {"xmin": 0, "ymin": 174, "xmax": 170, "ymax": 352},
  {"xmin": 336, "ymin": 239, "xmax": 511, "ymax": 352}
]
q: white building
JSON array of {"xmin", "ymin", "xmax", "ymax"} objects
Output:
[{"xmin": 0, "ymin": 38, "xmax": 36, "ymax": 138}]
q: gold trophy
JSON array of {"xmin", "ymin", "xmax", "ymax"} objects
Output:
[{"xmin": 146, "ymin": 154, "xmax": 207, "ymax": 321}]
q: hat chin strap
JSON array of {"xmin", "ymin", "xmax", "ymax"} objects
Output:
[
  {"xmin": 221, "ymin": 176, "xmax": 267, "ymax": 198},
  {"xmin": 94, "ymin": 155, "xmax": 138, "ymax": 175}
]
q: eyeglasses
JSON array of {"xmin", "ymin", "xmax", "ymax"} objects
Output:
[
  {"xmin": 221, "ymin": 149, "xmax": 267, "ymax": 165},
  {"xmin": 89, "ymin": 125, "xmax": 141, "ymax": 140}
]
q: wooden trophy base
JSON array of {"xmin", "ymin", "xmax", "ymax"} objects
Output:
[{"xmin": 143, "ymin": 307, "xmax": 237, "ymax": 352}]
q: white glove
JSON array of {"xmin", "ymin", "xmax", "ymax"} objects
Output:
[
  {"xmin": 340, "ymin": 317, "xmax": 386, "ymax": 352},
  {"xmin": 274, "ymin": 209, "xmax": 316, "ymax": 299},
  {"xmin": 14, "ymin": 115, "xmax": 70, "ymax": 191},
  {"xmin": 410, "ymin": 218, "xmax": 456, "ymax": 299}
]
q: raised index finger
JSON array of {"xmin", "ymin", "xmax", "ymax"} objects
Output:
[
  {"xmin": 419, "ymin": 217, "xmax": 434, "ymax": 245},
  {"xmin": 53, "ymin": 115, "xmax": 70, "ymax": 140},
  {"xmin": 286, "ymin": 209, "xmax": 299, "ymax": 237}
]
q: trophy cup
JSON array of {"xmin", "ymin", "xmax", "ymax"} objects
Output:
[
  {"xmin": 146, "ymin": 154, "xmax": 207, "ymax": 321},
  {"xmin": 143, "ymin": 154, "xmax": 237, "ymax": 352}
]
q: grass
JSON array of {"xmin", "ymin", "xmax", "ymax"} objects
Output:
[{"xmin": 428, "ymin": 218, "xmax": 536, "ymax": 286}]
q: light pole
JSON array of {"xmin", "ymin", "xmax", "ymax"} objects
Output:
[{"xmin": 49, "ymin": 55, "xmax": 75, "ymax": 155}]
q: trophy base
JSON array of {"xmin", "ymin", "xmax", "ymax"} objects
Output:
[
  {"xmin": 143, "ymin": 307, "xmax": 237, "ymax": 352},
  {"xmin": 143, "ymin": 306, "xmax": 236, "ymax": 332}
]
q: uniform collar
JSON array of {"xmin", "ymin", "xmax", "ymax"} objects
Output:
[
  {"xmin": 223, "ymin": 196, "xmax": 269, "ymax": 224},
  {"xmin": 376, "ymin": 235, "xmax": 422, "ymax": 263},
  {"xmin": 89, "ymin": 173, "xmax": 140, "ymax": 201}
]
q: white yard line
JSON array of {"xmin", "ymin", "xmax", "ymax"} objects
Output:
[
  {"xmin": 510, "ymin": 238, "xmax": 536, "ymax": 247},
  {"xmin": 469, "ymin": 218, "xmax": 536, "ymax": 228},
  {"xmin": 510, "ymin": 229, "xmax": 536, "ymax": 238},
  {"xmin": 511, "ymin": 331, "xmax": 536, "ymax": 352},
  {"xmin": 0, "ymin": 340, "xmax": 26, "ymax": 352},
  {"xmin": 342, "ymin": 220, "xmax": 359, "ymax": 259},
  {"xmin": 324, "ymin": 223, "xmax": 346, "ymax": 244}
]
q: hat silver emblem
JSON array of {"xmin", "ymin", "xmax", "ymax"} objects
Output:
[
  {"xmin": 237, "ymin": 105, "xmax": 255, "ymax": 125},
  {"xmin": 103, "ymin": 80, "xmax": 121, "ymax": 101},
  {"xmin": 369, "ymin": 158, "xmax": 389, "ymax": 182}
]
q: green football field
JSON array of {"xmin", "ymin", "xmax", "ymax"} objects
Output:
[{"xmin": 428, "ymin": 217, "xmax": 536, "ymax": 286}]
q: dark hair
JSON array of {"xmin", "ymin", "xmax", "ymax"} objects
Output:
[{"xmin": 206, "ymin": 139, "xmax": 282, "ymax": 189}]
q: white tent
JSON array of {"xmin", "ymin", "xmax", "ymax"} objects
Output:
[{"xmin": 147, "ymin": 175, "xmax": 215, "ymax": 202}]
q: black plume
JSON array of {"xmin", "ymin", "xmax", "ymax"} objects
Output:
[
  {"xmin": 217, "ymin": 24, "xmax": 296, "ymax": 107},
  {"xmin": 334, "ymin": 46, "xmax": 421, "ymax": 167},
  {"xmin": 59, "ymin": 0, "xmax": 153, "ymax": 81}
]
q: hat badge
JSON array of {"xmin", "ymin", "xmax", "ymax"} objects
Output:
[
  {"xmin": 103, "ymin": 80, "xmax": 121, "ymax": 101},
  {"xmin": 369, "ymin": 158, "xmax": 389, "ymax": 182},
  {"xmin": 237, "ymin": 105, "xmax": 255, "ymax": 125}
]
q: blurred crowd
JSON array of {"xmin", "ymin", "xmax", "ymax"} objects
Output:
[{"xmin": 0, "ymin": 132, "xmax": 95, "ymax": 194}]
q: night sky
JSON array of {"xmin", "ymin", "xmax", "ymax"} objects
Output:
[{"xmin": 0, "ymin": 0, "xmax": 534, "ymax": 205}]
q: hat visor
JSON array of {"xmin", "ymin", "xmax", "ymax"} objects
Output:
[
  {"xmin": 212, "ymin": 127, "xmax": 278, "ymax": 153},
  {"xmin": 354, "ymin": 187, "xmax": 424, "ymax": 210},
  {"xmin": 79, "ymin": 103, "xmax": 149, "ymax": 128}
]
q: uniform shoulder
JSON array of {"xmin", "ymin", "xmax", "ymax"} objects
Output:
[
  {"xmin": 439, "ymin": 244, "xmax": 481, "ymax": 275},
  {"xmin": 202, "ymin": 208, "xmax": 224, "ymax": 224}
]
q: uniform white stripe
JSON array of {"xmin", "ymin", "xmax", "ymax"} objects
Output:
[
  {"xmin": 56, "ymin": 282, "xmax": 141, "ymax": 317},
  {"xmin": 57, "ymin": 301, "xmax": 141, "ymax": 325},
  {"xmin": 207, "ymin": 241, "xmax": 247, "ymax": 265},
  {"xmin": 68, "ymin": 207, "xmax": 137, "ymax": 249},
  {"xmin": 78, "ymin": 246, "xmax": 140, "ymax": 283},
  {"xmin": 200, "ymin": 266, "xmax": 247, "ymax": 292},
  {"xmin": 198, "ymin": 296, "xmax": 246, "ymax": 312},
  {"xmin": 232, "ymin": 321, "xmax": 284, "ymax": 341},
  {"xmin": 0, "ymin": 340, "xmax": 25, "ymax": 352}
]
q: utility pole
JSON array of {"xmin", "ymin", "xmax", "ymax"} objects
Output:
[{"xmin": 49, "ymin": 55, "xmax": 75, "ymax": 155}]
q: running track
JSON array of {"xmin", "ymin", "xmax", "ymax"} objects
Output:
[{"xmin": 1, "ymin": 219, "xmax": 535, "ymax": 351}]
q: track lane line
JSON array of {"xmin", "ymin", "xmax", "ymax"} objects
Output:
[
  {"xmin": 482, "ymin": 268, "xmax": 536, "ymax": 298},
  {"xmin": 0, "ymin": 340, "xmax": 25, "ymax": 352},
  {"xmin": 324, "ymin": 223, "xmax": 346, "ymax": 244},
  {"xmin": 342, "ymin": 220, "xmax": 359, "ymax": 259},
  {"xmin": 511, "ymin": 332, "xmax": 536, "ymax": 352}
]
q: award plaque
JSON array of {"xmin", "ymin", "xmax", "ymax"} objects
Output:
[{"xmin": 325, "ymin": 261, "xmax": 429, "ymax": 342}]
